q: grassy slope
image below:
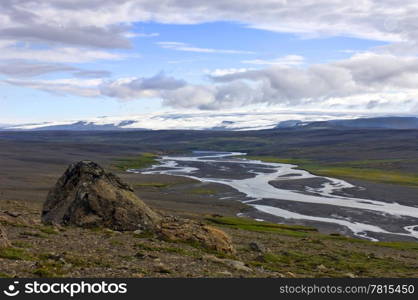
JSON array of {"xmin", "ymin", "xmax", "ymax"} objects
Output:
[
  {"xmin": 206, "ymin": 217, "xmax": 418, "ymax": 277},
  {"xmin": 242, "ymin": 156, "xmax": 418, "ymax": 187},
  {"xmin": 1, "ymin": 215, "xmax": 417, "ymax": 278}
]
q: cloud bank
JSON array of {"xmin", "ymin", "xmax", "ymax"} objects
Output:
[
  {"xmin": 2, "ymin": 1, "xmax": 418, "ymax": 114},
  {"xmin": 9, "ymin": 52, "xmax": 415, "ymax": 112},
  {"xmin": 2, "ymin": 0, "xmax": 417, "ymax": 48}
]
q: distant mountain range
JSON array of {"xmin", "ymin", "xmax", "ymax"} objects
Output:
[
  {"xmin": 2, "ymin": 112, "xmax": 418, "ymax": 131},
  {"xmin": 277, "ymin": 117, "xmax": 418, "ymax": 130}
]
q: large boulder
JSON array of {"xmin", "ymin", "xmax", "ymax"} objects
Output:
[
  {"xmin": 42, "ymin": 161, "xmax": 235, "ymax": 254},
  {"xmin": 42, "ymin": 161, "xmax": 161, "ymax": 231},
  {"xmin": 159, "ymin": 217, "xmax": 235, "ymax": 254}
]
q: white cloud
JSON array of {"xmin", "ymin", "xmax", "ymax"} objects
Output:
[
  {"xmin": 157, "ymin": 41, "xmax": 254, "ymax": 54},
  {"xmin": 1, "ymin": 1, "xmax": 418, "ymax": 56},
  {"xmin": 242, "ymin": 55, "xmax": 305, "ymax": 66},
  {"xmin": 202, "ymin": 53, "xmax": 418, "ymax": 110},
  {"xmin": 6, "ymin": 53, "xmax": 418, "ymax": 113},
  {"xmin": 4, "ymin": 78, "xmax": 103, "ymax": 97},
  {"xmin": 2, "ymin": 1, "xmax": 416, "ymax": 46},
  {"xmin": 0, "ymin": 61, "xmax": 110, "ymax": 77},
  {"xmin": 125, "ymin": 32, "xmax": 159, "ymax": 38},
  {"xmin": 99, "ymin": 73, "xmax": 186, "ymax": 99},
  {"xmin": 205, "ymin": 68, "xmax": 253, "ymax": 77},
  {"xmin": 0, "ymin": 43, "xmax": 123, "ymax": 63}
]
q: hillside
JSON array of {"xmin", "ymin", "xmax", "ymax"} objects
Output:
[
  {"xmin": 0, "ymin": 129, "xmax": 418, "ymax": 278},
  {"xmin": 1, "ymin": 197, "xmax": 417, "ymax": 278}
]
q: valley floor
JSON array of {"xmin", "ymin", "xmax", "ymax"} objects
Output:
[{"xmin": 0, "ymin": 130, "xmax": 417, "ymax": 277}]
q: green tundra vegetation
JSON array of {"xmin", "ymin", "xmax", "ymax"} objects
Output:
[
  {"xmin": 1, "ymin": 215, "xmax": 417, "ymax": 277},
  {"xmin": 206, "ymin": 216, "xmax": 418, "ymax": 277},
  {"xmin": 207, "ymin": 216, "xmax": 418, "ymax": 251},
  {"xmin": 113, "ymin": 153, "xmax": 158, "ymax": 171},
  {"xmin": 241, "ymin": 156, "xmax": 418, "ymax": 187}
]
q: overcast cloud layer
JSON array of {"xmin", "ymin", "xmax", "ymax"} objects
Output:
[
  {"xmin": 2, "ymin": 0, "xmax": 418, "ymax": 115},
  {"xmin": 2, "ymin": 0, "xmax": 417, "ymax": 45}
]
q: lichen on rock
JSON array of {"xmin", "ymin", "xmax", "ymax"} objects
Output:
[{"xmin": 42, "ymin": 161, "xmax": 161, "ymax": 231}]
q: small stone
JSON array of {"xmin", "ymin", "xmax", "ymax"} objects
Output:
[
  {"xmin": 4, "ymin": 211, "xmax": 21, "ymax": 218},
  {"xmin": 249, "ymin": 242, "xmax": 266, "ymax": 253},
  {"xmin": 286, "ymin": 271, "xmax": 296, "ymax": 278},
  {"xmin": 216, "ymin": 271, "xmax": 232, "ymax": 277},
  {"xmin": 0, "ymin": 226, "xmax": 11, "ymax": 248},
  {"xmin": 345, "ymin": 272, "xmax": 357, "ymax": 278},
  {"xmin": 49, "ymin": 227, "xmax": 61, "ymax": 234},
  {"xmin": 223, "ymin": 259, "xmax": 252, "ymax": 272},
  {"xmin": 204, "ymin": 255, "xmax": 252, "ymax": 272},
  {"xmin": 316, "ymin": 264, "xmax": 327, "ymax": 271},
  {"xmin": 0, "ymin": 213, "xmax": 29, "ymax": 227},
  {"xmin": 134, "ymin": 252, "xmax": 147, "ymax": 259},
  {"xmin": 133, "ymin": 229, "xmax": 143, "ymax": 235},
  {"xmin": 53, "ymin": 225, "xmax": 65, "ymax": 232},
  {"xmin": 155, "ymin": 263, "xmax": 171, "ymax": 274},
  {"xmin": 254, "ymin": 255, "xmax": 266, "ymax": 262},
  {"xmin": 62, "ymin": 263, "xmax": 73, "ymax": 271},
  {"xmin": 203, "ymin": 254, "xmax": 224, "ymax": 263}
]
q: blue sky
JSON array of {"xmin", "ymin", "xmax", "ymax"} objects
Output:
[{"xmin": 1, "ymin": 1, "xmax": 418, "ymax": 124}]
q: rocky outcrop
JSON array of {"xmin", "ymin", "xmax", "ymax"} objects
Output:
[
  {"xmin": 0, "ymin": 226, "xmax": 11, "ymax": 248},
  {"xmin": 42, "ymin": 161, "xmax": 235, "ymax": 254},
  {"xmin": 159, "ymin": 217, "xmax": 235, "ymax": 254},
  {"xmin": 42, "ymin": 161, "xmax": 162, "ymax": 231}
]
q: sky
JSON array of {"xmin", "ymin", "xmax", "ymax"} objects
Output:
[{"xmin": 1, "ymin": 0, "xmax": 418, "ymax": 124}]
